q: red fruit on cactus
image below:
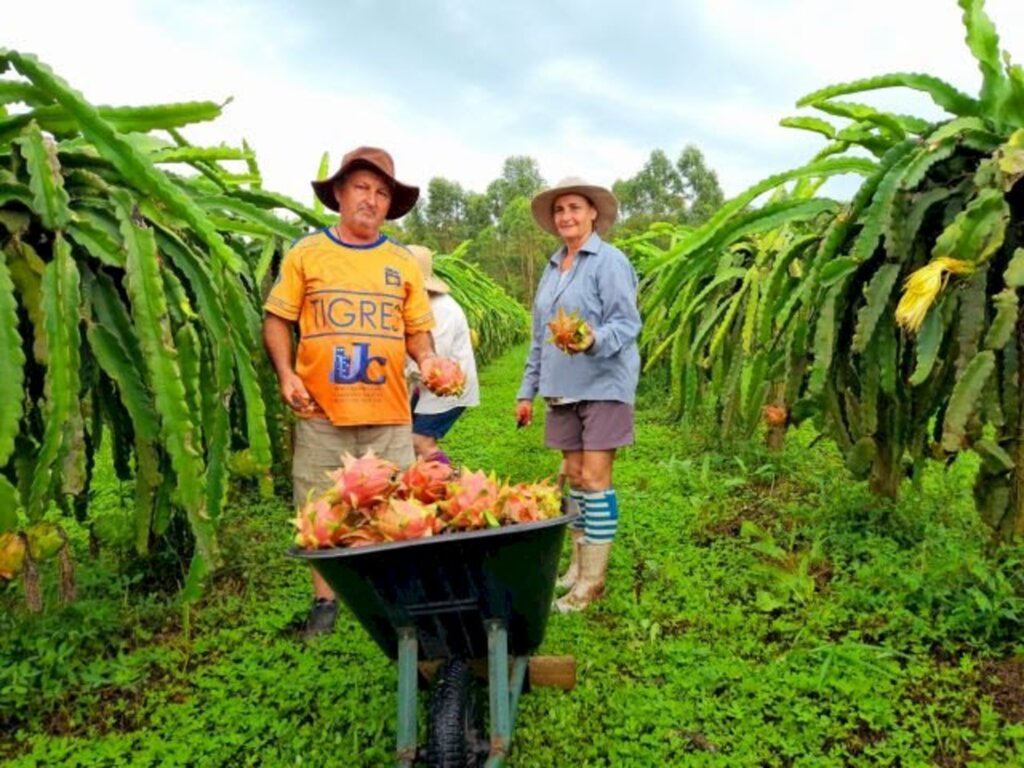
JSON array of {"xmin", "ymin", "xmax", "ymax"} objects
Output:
[
  {"xmin": 328, "ymin": 449, "xmax": 399, "ymax": 509},
  {"xmin": 440, "ymin": 468, "xmax": 501, "ymax": 530},
  {"xmin": 0, "ymin": 532, "xmax": 26, "ymax": 580},
  {"xmin": 762, "ymin": 404, "xmax": 788, "ymax": 428},
  {"xmin": 400, "ymin": 458, "xmax": 454, "ymax": 504},
  {"xmin": 547, "ymin": 306, "xmax": 591, "ymax": 353},
  {"xmin": 421, "ymin": 357, "xmax": 466, "ymax": 397},
  {"xmin": 293, "ymin": 495, "xmax": 346, "ymax": 549},
  {"xmin": 371, "ymin": 497, "xmax": 440, "ymax": 541}
]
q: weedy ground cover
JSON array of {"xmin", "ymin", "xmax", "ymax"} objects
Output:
[{"xmin": 3, "ymin": 344, "xmax": 1024, "ymax": 766}]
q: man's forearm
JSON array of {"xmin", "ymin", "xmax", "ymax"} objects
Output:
[
  {"xmin": 262, "ymin": 313, "xmax": 296, "ymax": 379},
  {"xmin": 406, "ymin": 330, "xmax": 436, "ymax": 366}
]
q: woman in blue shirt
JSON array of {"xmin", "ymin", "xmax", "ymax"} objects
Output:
[{"xmin": 516, "ymin": 177, "xmax": 641, "ymax": 612}]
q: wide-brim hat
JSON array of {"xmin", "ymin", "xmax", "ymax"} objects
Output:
[
  {"xmin": 311, "ymin": 146, "xmax": 420, "ymax": 220},
  {"xmin": 530, "ymin": 176, "xmax": 619, "ymax": 237},
  {"xmin": 407, "ymin": 244, "xmax": 449, "ymax": 294}
]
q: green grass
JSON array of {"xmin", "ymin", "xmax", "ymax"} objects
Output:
[{"xmin": 3, "ymin": 344, "xmax": 1024, "ymax": 766}]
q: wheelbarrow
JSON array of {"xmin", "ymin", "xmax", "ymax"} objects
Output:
[{"xmin": 291, "ymin": 511, "xmax": 577, "ymax": 767}]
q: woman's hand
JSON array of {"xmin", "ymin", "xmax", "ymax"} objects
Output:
[
  {"xmin": 516, "ymin": 400, "xmax": 533, "ymax": 427},
  {"xmin": 564, "ymin": 324, "xmax": 595, "ymax": 354}
]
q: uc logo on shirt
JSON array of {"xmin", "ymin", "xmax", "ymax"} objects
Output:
[{"xmin": 331, "ymin": 343, "xmax": 387, "ymax": 385}]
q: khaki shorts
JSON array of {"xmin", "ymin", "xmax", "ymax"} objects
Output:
[{"xmin": 292, "ymin": 417, "xmax": 415, "ymax": 507}]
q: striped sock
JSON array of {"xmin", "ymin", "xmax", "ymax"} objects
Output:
[
  {"xmin": 568, "ymin": 487, "xmax": 586, "ymax": 530},
  {"xmin": 583, "ymin": 489, "xmax": 618, "ymax": 543}
]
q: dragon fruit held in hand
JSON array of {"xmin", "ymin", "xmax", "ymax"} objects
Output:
[
  {"xmin": 547, "ymin": 306, "xmax": 591, "ymax": 353},
  {"xmin": 421, "ymin": 357, "xmax": 466, "ymax": 397}
]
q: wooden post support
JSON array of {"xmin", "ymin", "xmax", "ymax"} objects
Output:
[{"xmin": 528, "ymin": 655, "xmax": 576, "ymax": 690}]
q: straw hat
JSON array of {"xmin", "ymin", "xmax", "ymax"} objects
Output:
[
  {"xmin": 311, "ymin": 146, "xmax": 419, "ymax": 219},
  {"xmin": 530, "ymin": 176, "xmax": 619, "ymax": 237},
  {"xmin": 407, "ymin": 245, "xmax": 449, "ymax": 294}
]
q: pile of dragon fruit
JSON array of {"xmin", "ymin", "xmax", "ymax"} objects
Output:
[{"xmin": 292, "ymin": 450, "xmax": 561, "ymax": 549}]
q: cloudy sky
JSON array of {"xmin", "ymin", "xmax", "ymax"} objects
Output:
[{"xmin": 6, "ymin": 1, "xmax": 1024, "ymax": 208}]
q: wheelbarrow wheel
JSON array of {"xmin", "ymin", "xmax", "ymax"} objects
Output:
[{"xmin": 424, "ymin": 657, "xmax": 486, "ymax": 767}]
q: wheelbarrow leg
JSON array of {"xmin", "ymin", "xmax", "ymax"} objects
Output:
[
  {"xmin": 396, "ymin": 627, "xmax": 418, "ymax": 767},
  {"xmin": 484, "ymin": 620, "xmax": 530, "ymax": 767}
]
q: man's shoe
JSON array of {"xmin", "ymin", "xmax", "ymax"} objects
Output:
[{"xmin": 301, "ymin": 598, "xmax": 338, "ymax": 639}]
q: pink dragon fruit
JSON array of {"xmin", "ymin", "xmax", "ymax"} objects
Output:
[
  {"xmin": 328, "ymin": 449, "xmax": 399, "ymax": 510},
  {"xmin": 498, "ymin": 480, "xmax": 560, "ymax": 524},
  {"xmin": 421, "ymin": 357, "xmax": 466, "ymax": 397},
  {"xmin": 440, "ymin": 468, "xmax": 502, "ymax": 530},
  {"xmin": 370, "ymin": 497, "xmax": 441, "ymax": 541},
  {"xmin": 292, "ymin": 495, "xmax": 347, "ymax": 549},
  {"xmin": 399, "ymin": 457, "xmax": 454, "ymax": 504}
]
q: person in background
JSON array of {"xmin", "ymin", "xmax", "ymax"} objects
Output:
[
  {"xmin": 406, "ymin": 245, "xmax": 480, "ymax": 464},
  {"xmin": 263, "ymin": 146, "xmax": 455, "ymax": 638},
  {"xmin": 515, "ymin": 177, "xmax": 641, "ymax": 612}
]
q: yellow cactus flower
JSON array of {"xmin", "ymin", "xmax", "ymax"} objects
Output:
[{"xmin": 895, "ymin": 257, "xmax": 975, "ymax": 333}]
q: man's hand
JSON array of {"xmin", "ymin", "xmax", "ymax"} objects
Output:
[
  {"xmin": 279, "ymin": 371, "xmax": 318, "ymax": 415},
  {"xmin": 420, "ymin": 357, "xmax": 466, "ymax": 397},
  {"xmin": 515, "ymin": 399, "xmax": 533, "ymax": 428}
]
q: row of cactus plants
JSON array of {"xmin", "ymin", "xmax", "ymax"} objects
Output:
[
  {"xmin": 0, "ymin": 49, "xmax": 323, "ymax": 606},
  {"xmin": 631, "ymin": 0, "xmax": 1024, "ymax": 541},
  {"xmin": 0, "ymin": 51, "xmax": 531, "ymax": 609}
]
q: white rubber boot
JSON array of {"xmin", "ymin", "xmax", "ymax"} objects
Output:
[
  {"xmin": 555, "ymin": 542, "xmax": 611, "ymax": 613},
  {"xmin": 555, "ymin": 528, "xmax": 585, "ymax": 591}
]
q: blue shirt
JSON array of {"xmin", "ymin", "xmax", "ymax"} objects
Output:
[{"xmin": 517, "ymin": 233, "xmax": 641, "ymax": 405}]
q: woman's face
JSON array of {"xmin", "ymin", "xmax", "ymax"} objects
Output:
[{"xmin": 552, "ymin": 193, "xmax": 597, "ymax": 243}]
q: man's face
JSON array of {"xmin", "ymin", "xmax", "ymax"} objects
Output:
[{"xmin": 334, "ymin": 168, "xmax": 393, "ymax": 242}]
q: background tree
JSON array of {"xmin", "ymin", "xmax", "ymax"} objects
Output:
[
  {"xmin": 612, "ymin": 145, "xmax": 724, "ymax": 236},
  {"xmin": 423, "ymin": 177, "xmax": 469, "ymax": 253},
  {"xmin": 613, "ymin": 149, "xmax": 683, "ymax": 224},
  {"xmin": 677, "ymin": 144, "xmax": 725, "ymax": 225},
  {"xmin": 485, "ymin": 155, "xmax": 545, "ymax": 219}
]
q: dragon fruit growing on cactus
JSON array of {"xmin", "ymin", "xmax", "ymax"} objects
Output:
[{"xmin": 0, "ymin": 532, "xmax": 26, "ymax": 580}]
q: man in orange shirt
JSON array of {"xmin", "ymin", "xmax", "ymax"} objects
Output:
[{"xmin": 263, "ymin": 146, "xmax": 448, "ymax": 637}]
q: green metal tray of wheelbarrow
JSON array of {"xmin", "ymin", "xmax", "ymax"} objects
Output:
[{"xmin": 291, "ymin": 512, "xmax": 576, "ymax": 766}]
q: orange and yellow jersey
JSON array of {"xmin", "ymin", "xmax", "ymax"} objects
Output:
[{"xmin": 264, "ymin": 229, "xmax": 434, "ymax": 426}]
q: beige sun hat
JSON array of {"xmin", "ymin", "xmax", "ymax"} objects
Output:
[
  {"xmin": 530, "ymin": 176, "xmax": 619, "ymax": 237},
  {"xmin": 407, "ymin": 245, "xmax": 450, "ymax": 294}
]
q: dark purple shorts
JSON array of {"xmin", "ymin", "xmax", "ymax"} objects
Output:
[{"xmin": 544, "ymin": 401, "xmax": 635, "ymax": 451}]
